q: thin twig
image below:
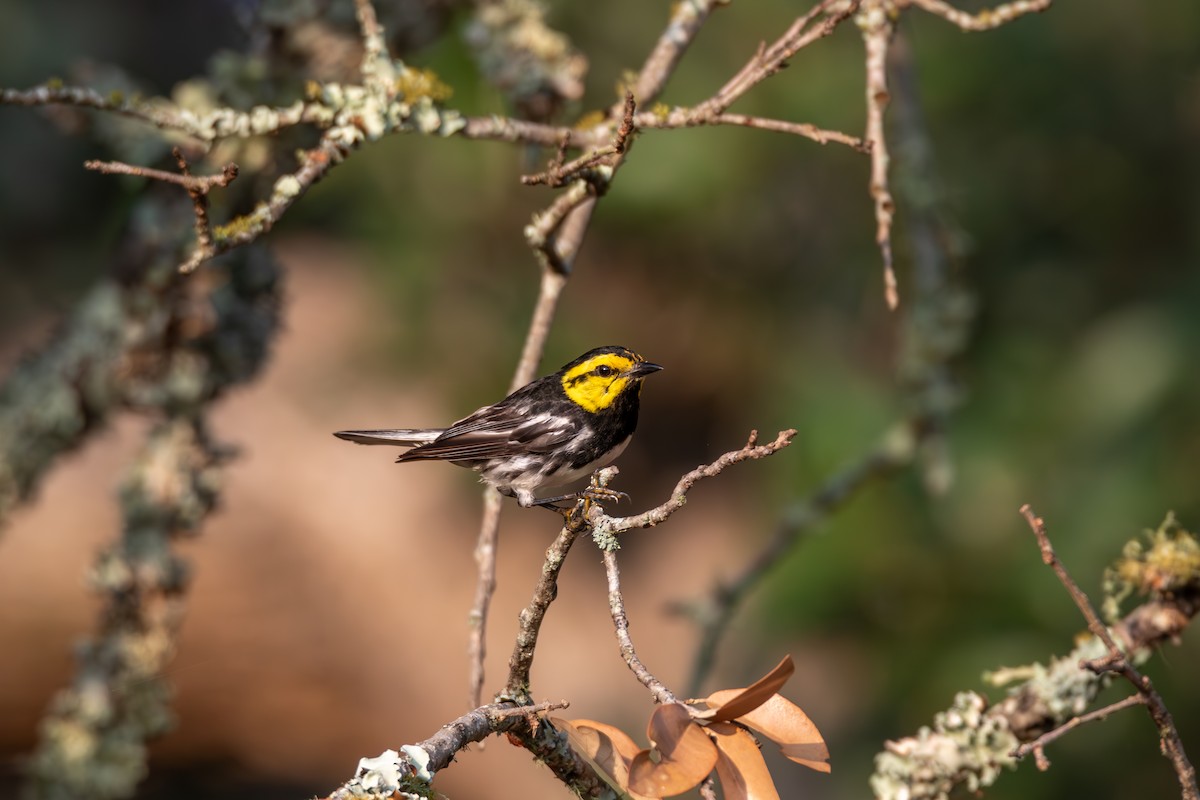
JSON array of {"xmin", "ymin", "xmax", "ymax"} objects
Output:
[
  {"xmin": 86, "ymin": 150, "xmax": 242, "ymax": 275},
  {"xmin": 907, "ymin": 0, "xmax": 1051, "ymax": 31},
  {"xmin": 202, "ymin": 134, "xmax": 349, "ymax": 270},
  {"xmin": 505, "ymin": 518, "xmax": 589, "ymax": 699},
  {"xmin": 522, "ymin": 95, "xmax": 637, "ymax": 187},
  {"xmin": 525, "ymin": 181, "xmax": 596, "ymax": 272},
  {"xmin": 860, "ymin": 0, "xmax": 899, "ymax": 309},
  {"xmin": 522, "ymin": 96, "xmax": 636, "ymax": 271},
  {"xmin": 467, "ymin": 489, "xmax": 503, "ymax": 710},
  {"xmin": 603, "ymin": 549, "xmax": 677, "ymax": 705},
  {"xmin": 711, "ymin": 113, "xmax": 867, "ymax": 150},
  {"xmin": 1020, "ymin": 505, "xmax": 1199, "ymax": 800},
  {"xmin": 588, "ymin": 429, "xmax": 798, "ymax": 537},
  {"xmin": 1011, "ymin": 694, "xmax": 1145, "ymax": 767},
  {"xmin": 612, "ymin": 92, "xmax": 638, "ymax": 154},
  {"xmin": 708, "ymin": 0, "xmax": 862, "ymax": 114},
  {"xmin": 521, "ymin": 147, "xmax": 616, "ymax": 187},
  {"xmin": 628, "ymin": 0, "xmax": 725, "ymax": 110},
  {"xmin": 84, "ymin": 155, "xmax": 238, "ymax": 192},
  {"xmin": 634, "ymin": 109, "xmax": 867, "ymax": 151},
  {"xmin": 1020, "ymin": 505, "xmax": 1117, "ymax": 650}
]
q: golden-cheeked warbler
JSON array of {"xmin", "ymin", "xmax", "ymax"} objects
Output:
[{"xmin": 334, "ymin": 346, "xmax": 662, "ymax": 508}]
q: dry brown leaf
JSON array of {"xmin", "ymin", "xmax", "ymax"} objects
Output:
[
  {"xmin": 779, "ymin": 742, "xmax": 833, "ymax": 773},
  {"xmin": 698, "ymin": 655, "xmax": 796, "ymax": 722},
  {"xmin": 710, "ymin": 722, "xmax": 781, "ymax": 800},
  {"xmin": 627, "ymin": 703, "xmax": 719, "ymax": 797},
  {"xmin": 552, "ymin": 718, "xmax": 655, "ymax": 800},
  {"xmin": 704, "ymin": 694, "xmax": 830, "ymax": 774}
]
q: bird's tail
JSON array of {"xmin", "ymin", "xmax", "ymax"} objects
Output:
[{"xmin": 332, "ymin": 429, "xmax": 443, "ymax": 446}]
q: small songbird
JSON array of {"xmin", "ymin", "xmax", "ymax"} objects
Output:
[{"xmin": 334, "ymin": 346, "xmax": 662, "ymax": 508}]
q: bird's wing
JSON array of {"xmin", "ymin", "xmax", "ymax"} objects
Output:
[
  {"xmin": 397, "ymin": 403, "xmax": 581, "ymax": 462},
  {"xmin": 333, "ymin": 429, "xmax": 442, "ymax": 446}
]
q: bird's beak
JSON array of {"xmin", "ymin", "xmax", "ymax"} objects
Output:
[{"xmin": 626, "ymin": 361, "xmax": 664, "ymax": 379}]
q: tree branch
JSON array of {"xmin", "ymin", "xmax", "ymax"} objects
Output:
[
  {"xmin": 504, "ymin": 518, "xmax": 589, "ymax": 699},
  {"xmin": 1011, "ymin": 694, "xmax": 1146, "ymax": 769},
  {"xmin": 1020, "ymin": 505, "xmax": 1199, "ymax": 800},
  {"xmin": 586, "ymin": 429, "xmax": 797, "ymax": 539},
  {"xmin": 27, "ymin": 417, "xmax": 226, "ymax": 800},
  {"xmin": 603, "ymin": 549, "xmax": 678, "ymax": 705},
  {"xmin": 872, "ymin": 512, "xmax": 1200, "ymax": 800}
]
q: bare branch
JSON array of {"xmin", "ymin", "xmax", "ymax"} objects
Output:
[
  {"xmin": 588, "ymin": 429, "xmax": 797, "ymax": 537},
  {"xmin": 419, "ymin": 699, "xmax": 570, "ymax": 771},
  {"xmin": 628, "ymin": 0, "xmax": 726, "ymax": 108},
  {"xmin": 84, "ymin": 153, "xmax": 238, "ymax": 193},
  {"xmin": 460, "ymin": 115, "xmax": 590, "ymax": 147},
  {"xmin": 603, "ymin": 549, "xmax": 678, "ymax": 705},
  {"xmin": 202, "ymin": 135, "xmax": 348, "ymax": 271},
  {"xmin": 860, "ymin": 0, "xmax": 899, "ymax": 308},
  {"xmin": 505, "ymin": 517, "xmax": 589, "ymax": 699},
  {"xmin": 907, "ymin": 0, "xmax": 1051, "ymax": 31},
  {"xmin": 323, "ymin": 699, "xmax": 573, "ymax": 800},
  {"xmin": 467, "ymin": 490, "xmax": 503, "ymax": 710},
  {"xmin": 1019, "ymin": 505, "xmax": 1119, "ymax": 652},
  {"xmin": 521, "ymin": 95, "xmax": 637, "ymax": 187},
  {"xmin": 525, "ymin": 181, "xmax": 600, "ymax": 273},
  {"xmin": 87, "ymin": 148, "xmax": 240, "ymax": 274},
  {"xmin": 27, "ymin": 418, "xmax": 225, "ymax": 799},
  {"xmin": 1020, "ymin": 505, "xmax": 1199, "ymax": 800},
  {"xmin": 636, "ymin": 109, "xmax": 868, "ymax": 151},
  {"xmin": 708, "ymin": 0, "xmax": 862, "ymax": 115},
  {"xmin": 1011, "ymin": 694, "xmax": 1146, "ymax": 767},
  {"xmin": 874, "ymin": 549, "xmax": 1200, "ymax": 800}
]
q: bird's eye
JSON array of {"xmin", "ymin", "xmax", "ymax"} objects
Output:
[{"xmin": 595, "ymin": 365, "xmax": 614, "ymax": 378}]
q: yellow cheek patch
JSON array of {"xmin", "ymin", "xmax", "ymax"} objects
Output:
[{"xmin": 561, "ymin": 354, "xmax": 635, "ymax": 413}]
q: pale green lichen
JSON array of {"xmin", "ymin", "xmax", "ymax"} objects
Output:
[
  {"xmin": 395, "ymin": 68, "xmax": 453, "ymax": 103},
  {"xmin": 272, "ymin": 174, "xmax": 302, "ymax": 200},
  {"xmin": 985, "ymin": 635, "xmax": 1111, "ymax": 719},
  {"xmin": 1103, "ymin": 513, "xmax": 1200, "ymax": 620},
  {"xmin": 871, "ymin": 692, "xmax": 1018, "ymax": 800},
  {"xmin": 464, "ymin": 0, "xmax": 587, "ymax": 113},
  {"xmin": 212, "ymin": 204, "xmax": 272, "ymax": 244},
  {"xmin": 331, "ymin": 748, "xmax": 435, "ymax": 800}
]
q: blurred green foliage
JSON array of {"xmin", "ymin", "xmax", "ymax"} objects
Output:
[{"xmin": 2, "ymin": 1, "xmax": 1199, "ymax": 799}]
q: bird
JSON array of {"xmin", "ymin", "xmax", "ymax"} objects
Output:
[{"xmin": 333, "ymin": 345, "xmax": 662, "ymax": 508}]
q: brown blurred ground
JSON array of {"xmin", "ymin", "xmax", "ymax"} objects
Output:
[{"xmin": 0, "ymin": 240, "xmax": 855, "ymax": 798}]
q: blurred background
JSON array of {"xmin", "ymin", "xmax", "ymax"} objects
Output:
[{"xmin": 1, "ymin": 1, "xmax": 1199, "ymax": 798}]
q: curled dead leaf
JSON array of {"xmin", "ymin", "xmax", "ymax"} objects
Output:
[
  {"xmin": 551, "ymin": 718, "xmax": 654, "ymax": 800},
  {"xmin": 705, "ymin": 693, "xmax": 830, "ymax": 773},
  {"xmin": 698, "ymin": 655, "xmax": 796, "ymax": 722},
  {"xmin": 628, "ymin": 703, "xmax": 719, "ymax": 797},
  {"xmin": 710, "ymin": 721, "xmax": 781, "ymax": 800}
]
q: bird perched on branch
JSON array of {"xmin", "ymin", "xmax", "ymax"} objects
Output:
[{"xmin": 334, "ymin": 346, "xmax": 662, "ymax": 508}]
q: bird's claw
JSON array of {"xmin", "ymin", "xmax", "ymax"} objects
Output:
[{"xmin": 581, "ymin": 486, "xmax": 629, "ymax": 505}]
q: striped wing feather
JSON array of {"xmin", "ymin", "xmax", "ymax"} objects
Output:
[{"xmin": 398, "ymin": 401, "xmax": 578, "ymax": 462}]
